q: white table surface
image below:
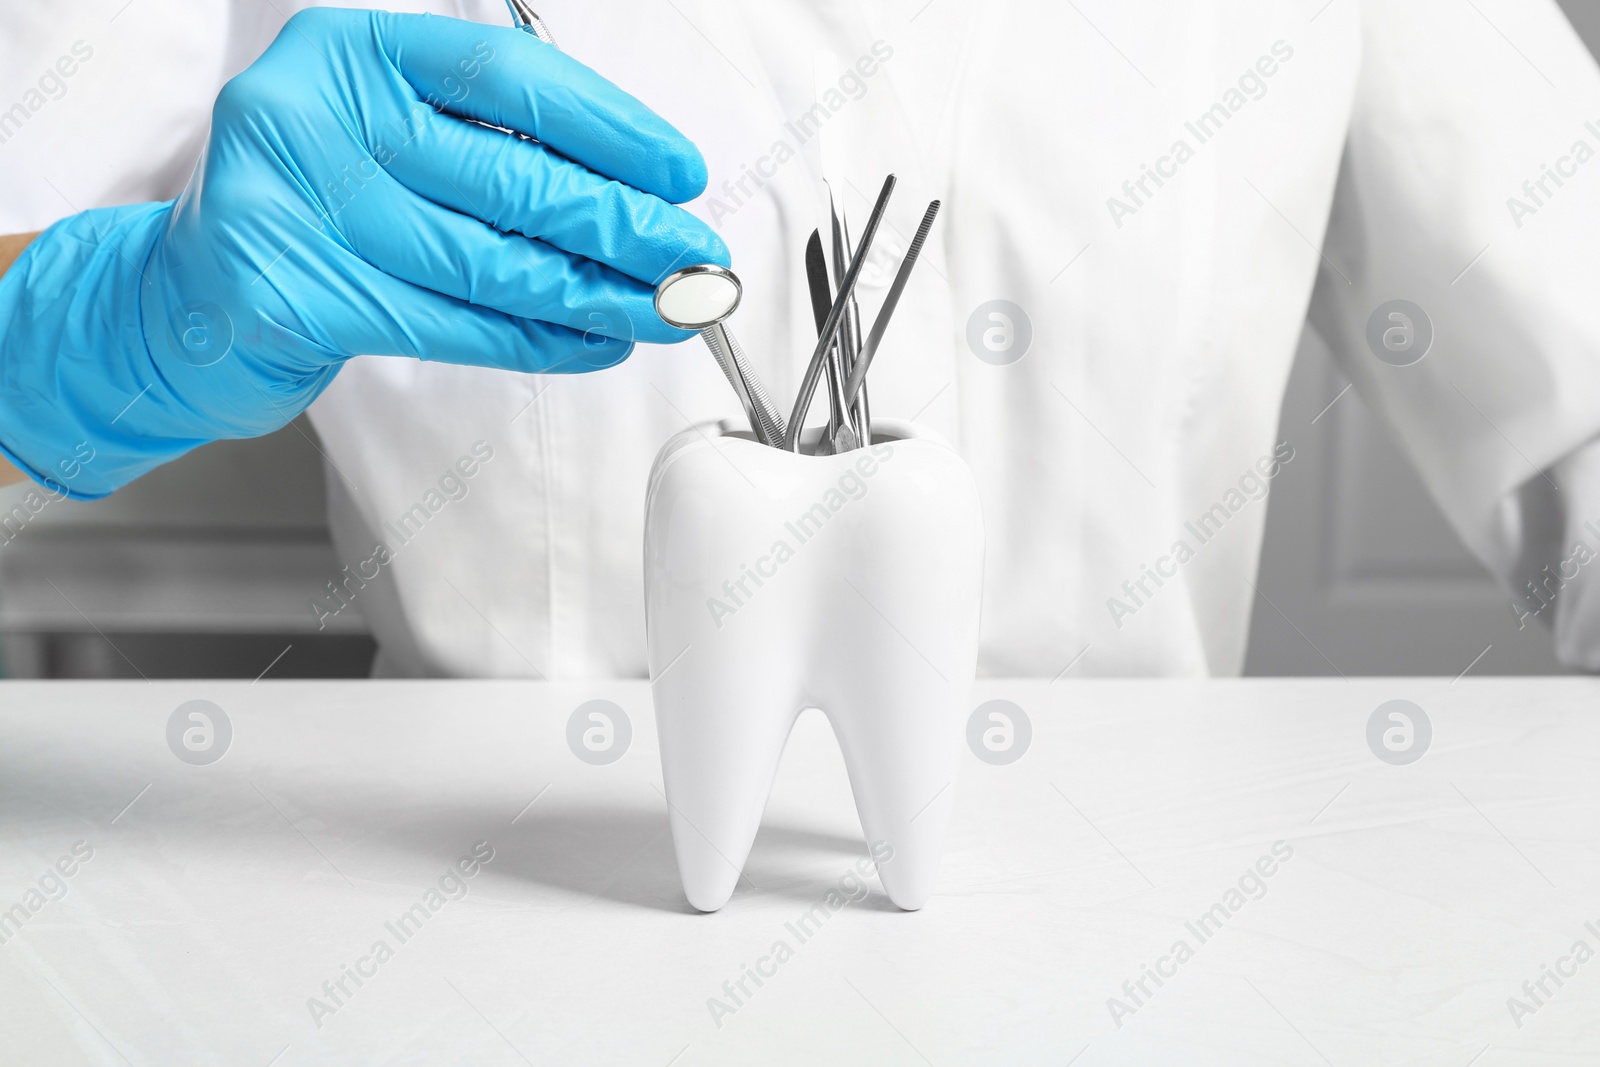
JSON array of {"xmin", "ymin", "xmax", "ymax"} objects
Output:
[{"xmin": 1, "ymin": 678, "xmax": 1597, "ymax": 1066}]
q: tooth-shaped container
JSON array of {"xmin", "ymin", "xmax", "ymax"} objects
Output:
[{"xmin": 643, "ymin": 419, "xmax": 985, "ymax": 911}]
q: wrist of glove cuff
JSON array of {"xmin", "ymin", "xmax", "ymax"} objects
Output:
[
  {"xmin": 0, "ymin": 202, "xmax": 337, "ymax": 500},
  {"xmin": 0, "ymin": 202, "xmax": 185, "ymax": 500}
]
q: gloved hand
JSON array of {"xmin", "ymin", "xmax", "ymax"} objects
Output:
[{"xmin": 0, "ymin": 9, "xmax": 728, "ymax": 499}]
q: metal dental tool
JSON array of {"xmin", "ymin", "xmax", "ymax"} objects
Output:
[
  {"xmin": 843, "ymin": 199, "xmax": 941, "ymax": 407},
  {"xmin": 485, "ymin": 2, "xmax": 555, "ymax": 145},
  {"xmin": 717, "ymin": 327, "xmax": 785, "ymax": 447},
  {"xmin": 498, "ymin": 8, "xmax": 785, "ymax": 449},
  {"xmin": 830, "ymin": 196, "xmax": 871, "ymax": 447},
  {"xmin": 783, "ymin": 174, "xmax": 896, "ymax": 453},
  {"xmin": 814, "ymin": 55, "xmax": 868, "ymax": 448},
  {"xmin": 804, "ymin": 230, "xmax": 835, "ymax": 347},
  {"xmin": 823, "ymin": 191, "xmax": 864, "ymax": 448},
  {"xmin": 819, "ymin": 225, "xmax": 857, "ymax": 460},
  {"xmin": 504, "ymin": 0, "xmax": 558, "ymax": 46},
  {"xmin": 500, "ymin": 5, "xmax": 785, "ymax": 449},
  {"xmin": 655, "ymin": 265, "xmax": 785, "ymax": 447},
  {"xmin": 804, "ymin": 230, "xmax": 854, "ymax": 455},
  {"xmin": 827, "ymin": 187, "xmax": 870, "ymax": 443}
]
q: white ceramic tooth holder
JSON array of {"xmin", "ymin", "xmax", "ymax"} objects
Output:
[{"xmin": 643, "ymin": 419, "xmax": 985, "ymax": 911}]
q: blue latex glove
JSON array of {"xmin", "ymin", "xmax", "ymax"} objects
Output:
[{"xmin": 0, "ymin": 9, "xmax": 728, "ymax": 499}]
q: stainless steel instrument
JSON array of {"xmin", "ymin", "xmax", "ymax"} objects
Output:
[
  {"xmin": 783, "ymin": 174, "xmax": 896, "ymax": 452},
  {"xmin": 504, "ymin": 0, "xmax": 557, "ymax": 45},
  {"xmin": 654, "ymin": 265, "xmax": 785, "ymax": 447},
  {"xmin": 843, "ymin": 200, "xmax": 941, "ymax": 408},
  {"xmin": 825, "ymin": 187, "xmax": 866, "ymax": 449},
  {"xmin": 804, "ymin": 231, "xmax": 852, "ymax": 455},
  {"xmin": 498, "ymin": 12, "xmax": 937, "ymax": 456}
]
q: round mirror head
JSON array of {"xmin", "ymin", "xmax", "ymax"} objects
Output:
[{"xmin": 654, "ymin": 264, "xmax": 742, "ymax": 330}]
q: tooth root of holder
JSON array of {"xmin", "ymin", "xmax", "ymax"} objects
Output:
[{"xmin": 643, "ymin": 419, "xmax": 985, "ymax": 911}]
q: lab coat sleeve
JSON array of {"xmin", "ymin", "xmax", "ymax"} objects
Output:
[{"xmin": 1308, "ymin": 0, "xmax": 1600, "ymax": 668}]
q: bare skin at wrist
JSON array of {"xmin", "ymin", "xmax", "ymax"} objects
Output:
[{"xmin": 0, "ymin": 232, "xmax": 42, "ymax": 487}]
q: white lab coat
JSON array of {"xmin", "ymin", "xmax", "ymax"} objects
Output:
[{"xmin": 5, "ymin": 0, "xmax": 1600, "ymax": 678}]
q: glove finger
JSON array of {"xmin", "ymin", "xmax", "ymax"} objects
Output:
[
  {"xmin": 380, "ymin": 107, "xmax": 727, "ymax": 286},
  {"xmin": 333, "ymin": 168, "xmax": 691, "ymax": 344},
  {"xmin": 319, "ymin": 261, "xmax": 637, "ymax": 373},
  {"xmin": 369, "ymin": 11, "xmax": 709, "ymax": 204}
]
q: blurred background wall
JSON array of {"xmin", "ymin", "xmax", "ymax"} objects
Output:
[
  {"xmin": 0, "ymin": 419, "xmax": 375, "ymax": 679},
  {"xmin": 1241, "ymin": 328, "xmax": 1564, "ymax": 677},
  {"xmin": 2, "ymin": 2, "xmax": 1596, "ymax": 680}
]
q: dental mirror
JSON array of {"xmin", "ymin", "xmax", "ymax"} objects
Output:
[
  {"xmin": 653, "ymin": 265, "xmax": 785, "ymax": 447},
  {"xmin": 654, "ymin": 264, "xmax": 743, "ymax": 330}
]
